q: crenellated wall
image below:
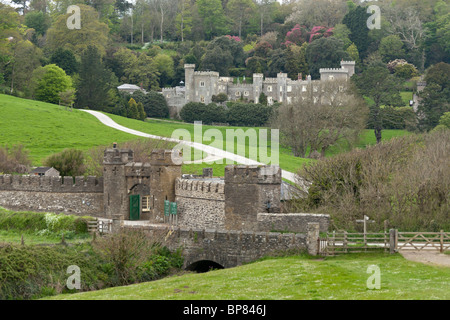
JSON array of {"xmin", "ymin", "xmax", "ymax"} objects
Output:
[
  {"xmin": 0, "ymin": 175, "xmax": 104, "ymax": 216},
  {"xmin": 175, "ymin": 178, "xmax": 225, "ymax": 229}
]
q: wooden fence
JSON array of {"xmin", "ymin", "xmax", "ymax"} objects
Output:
[
  {"xmin": 318, "ymin": 230, "xmax": 449, "ymax": 256},
  {"xmin": 87, "ymin": 219, "xmax": 112, "ymax": 234}
]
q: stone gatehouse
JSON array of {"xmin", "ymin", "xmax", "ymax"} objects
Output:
[{"xmin": 0, "ymin": 147, "xmax": 329, "ymax": 233}]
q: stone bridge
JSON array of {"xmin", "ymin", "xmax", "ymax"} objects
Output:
[{"xmin": 121, "ymin": 222, "xmax": 320, "ymax": 272}]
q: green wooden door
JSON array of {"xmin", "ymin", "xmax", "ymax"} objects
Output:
[{"xmin": 129, "ymin": 195, "xmax": 140, "ymax": 220}]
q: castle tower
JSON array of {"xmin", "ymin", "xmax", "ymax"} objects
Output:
[
  {"xmin": 253, "ymin": 73, "xmax": 264, "ymax": 103},
  {"xmin": 276, "ymin": 73, "xmax": 288, "ymax": 104},
  {"xmin": 149, "ymin": 149, "xmax": 182, "ymax": 223},
  {"xmin": 184, "ymin": 64, "xmax": 195, "ymax": 103},
  {"xmin": 224, "ymin": 165, "xmax": 282, "ymax": 231},
  {"xmin": 340, "ymin": 61, "xmax": 356, "ymax": 78},
  {"xmin": 103, "ymin": 146, "xmax": 134, "ymax": 219}
]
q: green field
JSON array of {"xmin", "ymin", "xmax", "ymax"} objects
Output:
[
  {"xmin": 45, "ymin": 252, "xmax": 450, "ymax": 300},
  {"xmin": 0, "ymin": 94, "xmax": 137, "ymax": 165},
  {"xmin": 0, "ymin": 94, "xmax": 410, "ymax": 176}
]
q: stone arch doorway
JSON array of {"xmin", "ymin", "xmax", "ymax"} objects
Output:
[
  {"xmin": 129, "ymin": 183, "xmax": 151, "ymax": 220},
  {"xmin": 185, "ymin": 260, "xmax": 225, "ymax": 273}
]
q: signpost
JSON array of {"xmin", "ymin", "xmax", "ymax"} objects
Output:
[{"xmin": 356, "ymin": 215, "xmax": 375, "ymax": 247}]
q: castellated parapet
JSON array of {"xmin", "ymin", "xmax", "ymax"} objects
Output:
[
  {"xmin": 224, "ymin": 165, "xmax": 282, "ymax": 185},
  {"xmin": 176, "ymin": 178, "xmax": 225, "ymax": 229},
  {"xmin": 0, "ymin": 174, "xmax": 103, "ymax": 193}
]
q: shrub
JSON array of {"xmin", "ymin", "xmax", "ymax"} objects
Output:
[
  {"xmin": 293, "ymin": 131, "xmax": 450, "ymax": 231},
  {"xmin": 226, "ymin": 103, "xmax": 273, "ymax": 126},
  {"xmin": 0, "ymin": 144, "xmax": 31, "ymax": 174},
  {"xmin": 44, "ymin": 148, "xmax": 85, "ymax": 177},
  {"xmin": 180, "ymin": 102, "xmax": 227, "ymax": 124}
]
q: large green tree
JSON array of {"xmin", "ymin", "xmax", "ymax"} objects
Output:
[
  {"xmin": 418, "ymin": 62, "xmax": 450, "ymax": 131},
  {"xmin": 226, "ymin": 0, "xmax": 255, "ymax": 39},
  {"xmin": 31, "ymin": 64, "xmax": 74, "ymax": 104},
  {"xmin": 342, "ymin": 4, "xmax": 371, "ymax": 58},
  {"xmin": 76, "ymin": 45, "xmax": 117, "ymax": 110},
  {"xmin": 46, "ymin": 4, "xmax": 109, "ymax": 57},
  {"xmin": 305, "ymin": 37, "xmax": 349, "ymax": 79},
  {"xmin": 352, "ymin": 66, "xmax": 404, "ymax": 143},
  {"xmin": 197, "ymin": 0, "xmax": 230, "ymax": 39}
]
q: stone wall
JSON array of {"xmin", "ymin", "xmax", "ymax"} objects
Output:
[
  {"xmin": 0, "ymin": 174, "xmax": 104, "ymax": 216},
  {"xmin": 257, "ymin": 213, "xmax": 330, "ymax": 233},
  {"xmin": 0, "ymin": 190, "xmax": 104, "ymax": 216},
  {"xmin": 175, "ymin": 178, "xmax": 225, "ymax": 229}
]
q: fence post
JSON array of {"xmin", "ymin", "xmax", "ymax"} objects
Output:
[
  {"xmin": 389, "ymin": 229, "xmax": 396, "ymax": 254},
  {"xmin": 344, "ymin": 231, "xmax": 348, "ymax": 253},
  {"xmin": 440, "ymin": 230, "xmax": 444, "ymax": 253}
]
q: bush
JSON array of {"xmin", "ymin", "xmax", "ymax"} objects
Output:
[
  {"xmin": 0, "ymin": 144, "xmax": 31, "ymax": 174},
  {"xmin": 226, "ymin": 103, "xmax": 274, "ymax": 126},
  {"xmin": 180, "ymin": 102, "xmax": 227, "ymax": 124},
  {"xmin": 367, "ymin": 106, "xmax": 417, "ymax": 130},
  {"xmin": 293, "ymin": 131, "xmax": 450, "ymax": 231},
  {"xmin": 44, "ymin": 148, "xmax": 85, "ymax": 177}
]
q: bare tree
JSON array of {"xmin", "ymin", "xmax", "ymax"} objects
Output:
[{"xmin": 271, "ymin": 80, "xmax": 368, "ymax": 158}]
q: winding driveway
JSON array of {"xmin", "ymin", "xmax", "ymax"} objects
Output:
[{"xmin": 81, "ymin": 110, "xmax": 299, "ymax": 184}]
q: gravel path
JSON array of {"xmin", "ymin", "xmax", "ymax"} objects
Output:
[
  {"xmin": 400, "ymin": 251, "xmax": 450, "ymax": 267},
  {"xmin": 81, "ymin": 110, "xmax": 301, "ymax": 185}
]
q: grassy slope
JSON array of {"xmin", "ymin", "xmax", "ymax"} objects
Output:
[
  {"xmin": 47, "ymin": 253, "xmax": 450, "ymax": 300},
  {"xmin": 0, "ymin": 94, "xmax": 137, "ymax": 165}
]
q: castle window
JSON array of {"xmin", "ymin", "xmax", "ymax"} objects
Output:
[
  {"xmin": 268, "ymin": 96, "xmax": 273, "ymax": 104},
  {"xmin": 200, "ymin": 96, "xmax": 205, "ymax": 103},
  {"xmin": 244, "ymin": 91, "xmax": 249, "ymax": 96},
  {"xmin": 287, "ymin": 96, "xmax": 292, "ymax": 104},
  {"xmin": 280, "ymin": 86, "xmax": 283, "ymax": 92},
  {"xmin": 302, "ymin": 85, "xmax": 307, "ymax": 92},
  {"xmin": 142, "ymin": 196, "xmax": 150, "ymax": 212},
  {"xmin": 287, "ymin": 86, "xmax": 292, "ymax": 92},
  {"xmin": 235, "ymin": 91, "xmax": 241, "ymax": 97},
  {"xmin": 328, "ymin": 75, "xmax": 334, "ymax": 80},
  {"xmin": 267, "ymin": 86, "xmax": 272, "ymax": 92},
  {"xmin": 200, "ymin": 81, "xmax": 205, "ymax": 87}
]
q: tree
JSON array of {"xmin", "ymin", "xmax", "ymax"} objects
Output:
[
  {"xmin": 305, "ymin": 37, "xmax": 350, "ymax": 79},
  {"xmin": 418, "ymin": 62, "xmax": 450, "ymax": 131},
  {"xmin": 342, "ymin": 5, "xmax": 371, "ymax": 58},
  {"xmin": 346, "ymin": 43, "xmax": 360, "ymax": 66},
  {"xmin": 197, "ymin": 0, "xmax": 230, "ymax": 39},
  {"xmin": 46, "ymin": 4, "xmax": 109, "ymax": 57},
  {"xmin": 31, "ymin": 64, "xmax": 74, "ymax": 104},
  {"xmin": 175, "ymin": 0, "xmax": 193, "ymax": 41},
  {"xmin": 285, "ymin": 43, "xmax": 308, "ymax": 80},
  {"xmin": 379, "ymin": 35, "xmax": 406, "ymax": 62},
  {"xmin": 226, "ymin": 0, "xmax": 255, "ymax": 39},
  {"xmin": 50, "ymin": 48, "xmax": 78, "ymax": 75},
  {"xmin": 152, "ymin": 53, "xmax": 174, "ymax": 88},
  {"xmin": 130, "ymin": 90, "xmax": 169, "ymax": 118},
  {"xmin": 352, "ymin": 66, "xmax": 404, "ymax": 143},
  {"xmin": 58, "ymin": 88, "xmax": 76, "ymax": 110},
  {"xmin": 271, "ymin": 80, "xmax": 368, "ymax": 158},
  {"xmin": 286, "ymin": 0, "xmax": 347, "ymax": 29},
  {"xmin": 77, "ymin": 45, "xmax": 117, "ymax": 110},
  {"xmin": 128, "ymin": 97, "xmax": 139, "ymax": 119},
  {"xmin": 24, "ymin": 10, "xmax": 51, "ymax": 45}
]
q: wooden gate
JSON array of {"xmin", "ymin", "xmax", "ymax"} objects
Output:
[
  {"xmin": 318, "ymin": 231, "xmax": 390, "ymax": 256},
  {"xmin": 395, "ymin": 231, "xmax": 450, "ymax": 253},
  {"xmin": 129, "ymin": 194, "xmax": 140, "ymax": 220}
]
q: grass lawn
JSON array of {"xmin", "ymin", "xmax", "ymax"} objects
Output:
[
  {"xmin": 0, "ymin": 94, "xmax": 138, "ymax": 165},
  {"xmin": 45, "ymin": 252, "xmax": 450, "ymax": 300}
]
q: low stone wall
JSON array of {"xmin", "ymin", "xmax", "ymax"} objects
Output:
[
  {"xmin": 0, "ymin": 191, "xmax": 104, "ymax": 217},
  {"xmin": 257, "ymin": 213, "xmax": 330, "ymax": 233}
]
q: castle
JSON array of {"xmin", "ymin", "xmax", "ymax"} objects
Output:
[
  {"xmin": 162, "ymin": 61, "xmax": 356, "ymax": 115},
  {"xmin": 0, "ymin": 147, "xmax": 329, "ymax": 234}
]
